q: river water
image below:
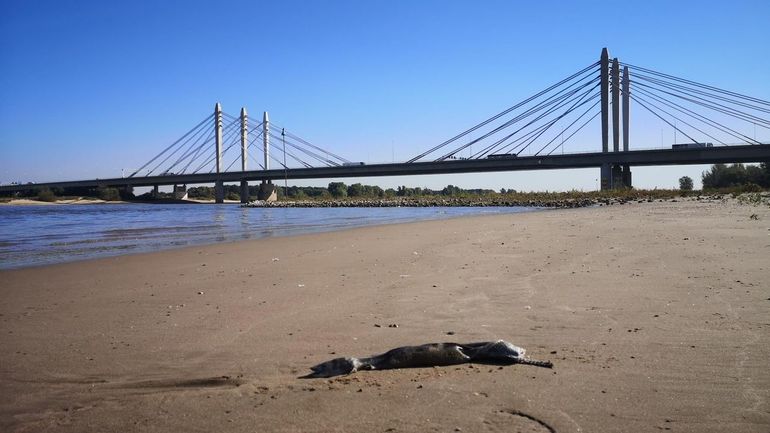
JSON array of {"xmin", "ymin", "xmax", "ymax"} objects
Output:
[{"xmin": 0, "ymin": 204, "xmax": 539, "ymax": 270}]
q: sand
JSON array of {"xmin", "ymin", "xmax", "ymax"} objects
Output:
[{"xmin": 1, "ymin": 199, "xmax": 768, "ymax": 432}]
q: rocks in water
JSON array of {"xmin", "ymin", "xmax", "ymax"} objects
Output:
[{"xmin": 242, "ymin": 197, "xmax": 597, "ymax": 209}]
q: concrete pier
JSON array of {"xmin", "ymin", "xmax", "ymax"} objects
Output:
[
  {"xmin": 611, "ymin": 58, "xmax": 623, "ymax": 187},
  {"xmin": 240, "ymin": 107, "xmax": 249, "ymax": 203},
  {"xmin": 214, "ymin": 180, "xmax": 224, "ymax": 203},
  {"xmin": 173, "ymin": 184, "xmax": 188, "ymax": 200},
  {"xmin": 599, "ymin": 48, "xmax": 611, "ymax": 190},
  {"xmin": 152, "ymin": 185, "xmax": 159, "ymax": 198},
  {"xmin": 263, "ymin": 111, "xmax": 269, "ymax": 170},
  {"xmin": 214, "ymin": 103, "xmax": 224, "ymax": 203},
  {"xmin": 621, "ymin": 65, "xmax": 632, "ymax": 188},
  {"xmin": 259, "ymin": 111, "xmax": 277, "ymax": 201}
]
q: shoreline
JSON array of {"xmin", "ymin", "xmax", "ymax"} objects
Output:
[
  {"xmin": 1, "ymin": 192, "xmax": 740, "ymax": 208},
  {"xmin": 0, "ymin": 206, "xmax": 545, "ymax": 272},
  {"xmin": 1, "ymin": 199, "xmax": 769, "ymax": 432}
]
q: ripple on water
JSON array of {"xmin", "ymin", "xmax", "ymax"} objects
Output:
[{"xmin": 0, "ymin": 204, "xmax": 541, "ymax": 269}]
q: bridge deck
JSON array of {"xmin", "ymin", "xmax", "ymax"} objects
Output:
[{"xmin": 2, "ymin": 145, "xmax": 768, "ymax": 192}]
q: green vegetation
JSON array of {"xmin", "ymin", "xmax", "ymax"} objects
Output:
[
  {"xmin": 327, "ymin": 182, "xmax": 348, "ymax": 198},
  {"xmin": 97, "ymin": 187, "xmax": 122, "ymax": 201},
  {"xmin": 36, "ymin": 188, "xmax": 56, "ymax": 202},
  {"xmin": 701, "ymin": 163, "xmax": 770, "ymax": 190},
  {"xmin": 678, "ymin": 176, "xmax": 693, "ymax": 191}
]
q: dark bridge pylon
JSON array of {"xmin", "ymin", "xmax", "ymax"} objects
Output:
[{"xmin": 409, "ymin": 48, "xmax": 770, "ymax": 190}]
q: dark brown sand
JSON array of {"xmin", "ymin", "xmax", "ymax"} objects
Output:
[{"xmin": 1, "ymin": 199, "xmax": 768, "ymax": 432}]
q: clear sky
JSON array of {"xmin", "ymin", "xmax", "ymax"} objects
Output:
[{"xmin": 1, "ymin": 0, "xmax": 768, "ymax": 191}]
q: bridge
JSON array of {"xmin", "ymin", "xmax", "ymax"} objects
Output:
[{"xmin": 2, "ymin": 48, "xmax": 768, "ymax": 202}]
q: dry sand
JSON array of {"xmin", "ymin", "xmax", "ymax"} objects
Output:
[{"xmin": 1, "ymin": 199, "xmax": 768, "ymax": 432}]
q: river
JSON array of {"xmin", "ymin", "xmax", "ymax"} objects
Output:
[{"xmin": 0, "ymin": 204, "xmax": 540, "ymax": 269}]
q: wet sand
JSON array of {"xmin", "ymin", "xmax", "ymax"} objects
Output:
[{"xmin": 1, "ymin": 199, "xmax": 768, "ymax": 432}]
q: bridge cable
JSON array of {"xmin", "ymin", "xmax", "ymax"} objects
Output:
[
  {"xmin": 246, "ymin": 129, "xmax": 311, "ymax": 169},
  {"xmin": 628, "ymin": 94, "xmax": 700, "ymax": 145},
  {"xmin": 179, "ymin": 127, "xmax": 217, "ymax": 174},
  {"xmin": 490, "ymin": 87, "xmax": 600, "ymax": 157},
  {"xmin": 434, "ymin": 69, "xmax": 600, "ymax": 160},
  {"xmin": 619, "ymin": 62, "xmax": 770, "ymax": 108},
  {"xmin": 407, "ymin": 61, "xmax": 600, "ymax": 163},
  {"xmin": 479, "ymin": 83, "xmax": 601, "ymax": 158},
  {"xmin": 632, "ymin": 74, "xmax": 770, "ymax": 127},
  {"xmin": 268, "ymin": 132, "xmax": 331, "ymax": 167},
  {"xmin": 160, "ymin": 119, "xmax": 219, "ymax": 174},
  {"xmin": 439, "ymin": 76, "xmax": 601, "ymax": 160},
  {"xmin": 633, "ymin": 81, "xmax": 767, "ymax": 143},
  {"xmin": 222, "ymin": 122, "xmax": 265, "ymax": 172},
  {"xmin": 129, "ymin": 113, "xmax": 212, "ymax": 177},
  {"xmin": 187, "ymin": 117, "xmax": 240, "ymax": 174},
  {"xmin": 628, "ymin": 72, "xmax": 770, "ymax": 115},
  {"xmin": 516, "ymin": 87, "xmax": 601, "ymax": 156},
  {"xmin": 632, "ymin": 86, "xmax": 739, "ymax": 145},
  {"xmin": 190, "ymin": 117, "xmax": 241, "ymax": 173},
  {"xmin": 207, "ymin": 121, "xmax": 246, "ymax": 173},
  {"xmin": 145, "ymin": 118, "xmax": 214, "ymax": 176},
  {"xmin": 535, "ymin": 98, "xmax": 602, "ymax": 155},
  {"xmin": 628, "ymin": 92, "xmax": 728, "ymax": 146},
  {"xmin": 269, "ymin": 124, "xmax": 350, "ymax": 165},
  {"xmin": 466, "ymin": 80, "xmax": 601, "ymax": 159},
  {"xmin": 547, "ymin": 109, "xmax": 601, "ymax": 156},
  {"xmin": 193, "ymin": 120, "xmax": 239, "ymax": 173}
]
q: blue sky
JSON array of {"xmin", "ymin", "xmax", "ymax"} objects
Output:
[{"xmin": 1, "ymin": 0, "xmax": 768, "ymax": 191}]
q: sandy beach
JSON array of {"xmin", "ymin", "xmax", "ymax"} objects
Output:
[{"xmin": 1, "ymin": 199, "xmax": 768, "ymax": 432}]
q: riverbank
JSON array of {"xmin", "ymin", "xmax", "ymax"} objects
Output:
[
  {"xmin": 1, "ymin": 199, "xmax": 768, "ymax": 432},
  {"xmin": 242, "ymin": 193, "xmax": 735, "ymax": 208}
]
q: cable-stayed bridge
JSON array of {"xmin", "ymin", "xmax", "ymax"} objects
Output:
[{"xmin": 2, "ymin": 48, "xmax": 769, "ymax": 202}]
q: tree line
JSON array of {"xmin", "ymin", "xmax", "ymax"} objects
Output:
[
  {"xmin": 185, "ymin": 182, "xmax": 499, "ymax": 200},
  {"xmin": 700, "ymin": 163, "xmax": 769, "ymax": 189}
]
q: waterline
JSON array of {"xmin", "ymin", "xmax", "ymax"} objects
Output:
[{"xmin": 0, "ymin": 204, "xmax": 540, "ymax": 269}]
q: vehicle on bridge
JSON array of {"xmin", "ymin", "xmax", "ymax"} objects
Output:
[
  {"xmin": 342, "ymin": 162, "xmax": 366, "ymax": 166},
  {"xmin": 486, "ymin": 153, "xmax": 518, "ymax": 159},
  {"xmin": 672, "ymin": 142, "xmax": 713, "ymax": 150}
]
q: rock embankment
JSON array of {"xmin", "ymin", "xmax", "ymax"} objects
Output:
[
  {"xmin": 245, "ymin": 197, "xmax": 593, "ymax": 208},
  {"xmin": 242, "ymin": 194, "xmax": 732, "ymax": 209}
]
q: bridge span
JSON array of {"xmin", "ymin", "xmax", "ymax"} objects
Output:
[
  {"xmin": 2, "ymin": 145, "xmax": 768, "ymax": 195},
  {"xmin": 2, "ymin": 48, "xmax": 768, "ymax": 200}
]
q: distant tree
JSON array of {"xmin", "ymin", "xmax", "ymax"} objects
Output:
[
  {"xmin": 441, "ymin": 184, "xmax": 462, "ymax": 196},
  {"xmin": 36, "ymin": 188, "xmax": 56, "ymax": 202},
  {"xmin": 328, "ymin": 182, "xmax": 348, "ymax": 198},
  {"xmin": 347, "ymin": 183, "xmax": 365, "ymax": 197},
  {"xmin": 97, "ymin": 187, "xmax": 121, "ymax": 201},
  {"xmin": 679, "ymin": 176, "xmax": 694, "ymax": 191},
  {"xmin": 702, "ymin": 163, "xmax": 769, "ymax": 189}
]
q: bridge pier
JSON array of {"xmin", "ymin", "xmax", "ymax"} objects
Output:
[
  {"xmin": 120, "ymin": 186, "xmax": 134, "ymax": 199},
  {"xmin": 600, "ymin": 48, "xmax": 612, "ymax": 190},
  {"xmin": 240, "ymin": 181, "xmax": 250, "ymax": 203},
  {"xmin": 257, "ymin": 111, "xmax": 277, "ymax": 202},
  {"xmin": 257, "ymin": 182, "xmax": 277, "ymax": 201},
  {"xmin": 600, "ymin": 49, "xmax": 634, "ymax": 189},
  {"xmin": 621, "ymin": 65, "xmax": 632, "ymax": 188},
  {"xmin": 240, "ymin": 107, "xmax": 249, "ymax": 203},
  {"xmin": 214, "ymin": 103, "xmax": 224, "ymax": 203},
  {"xmin": 152, "ymin": 185, "xmax": 159, "ymax": 199},
  {"xmin": 214, "ymin": 180, "xmax": 224, "ymax": 203},
  {"xmin": 173, "ymin": 184, "xmax": 188, "ymax": 200}
]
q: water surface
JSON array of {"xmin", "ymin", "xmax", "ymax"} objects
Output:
[{"xmin": 0, "ymin": 204, "xmax": 539, "ymax": 269}]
